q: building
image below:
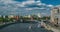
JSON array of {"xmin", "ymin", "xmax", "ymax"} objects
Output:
[
  {"xmin": 51, "ymin": 7, "xmax": 60, "ymax": 25},
  {"xmin": 37, "ymin": 13, "xmax": 42, "ymax": 18},
  {"xmin": 8, "ymin": 15, "xmax": 14, "ymax": 18}
]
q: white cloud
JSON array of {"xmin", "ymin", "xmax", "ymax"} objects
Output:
[
  {"xmin": 26, "ymin": 8, "xmax": 33, "ymax": 10},
  {"xmin": 0, "ymin": 0, "xmax": 54, "ymax": 16},
  {"xmin": 47, "ymin": 4, "xmax": 54, "ymax": 7},
  {"xmin": 0, "ymin": 0, "xmax": 54, "ymax": 7},
  {"xmin": 23, "ymin": 0, "xmax": 35, "ymax": 4},
  {"xmin": 0, "ymin": 0, "xmax": 15, "ymax": 4},
  {"xmin": 20, "ymin": 0, "xmax": 43, "ymax": 7}
]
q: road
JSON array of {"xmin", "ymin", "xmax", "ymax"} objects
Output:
[{"xmin": 44, "ymin": 21, "xmax": 60, "ymax": 32}]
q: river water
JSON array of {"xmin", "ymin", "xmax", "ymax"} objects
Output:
[{"xmin": 0, "ymin": 23, "xmax": 53, "ymax": 32}]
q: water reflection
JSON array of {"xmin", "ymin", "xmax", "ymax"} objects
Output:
[
  {"xmin": 37, "ymin": 22, "xmax": 41, "ymax": 28},
  {"xmin": 28, "ymin": 24, "xmax": 32, "ymax": 30}
]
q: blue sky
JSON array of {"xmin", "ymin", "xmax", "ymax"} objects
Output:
[
  {"xmin": 0, "ymin": 0, "xmax": 60, "ymax": 16},
  {"xmin": 14, "ymin": 0, "xmax": 60, "ymax": 5},
  {"xmin": 41, "ymin": 0, "xmax": 60, "ymax": 5}
]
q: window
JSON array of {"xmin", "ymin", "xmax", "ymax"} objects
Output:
[
  {"xmin": 56, "ymin": 18, "xmax": 58, "ymax": 24},
  {"xmin": 57, "ymin": 9, "xmax": 59, "ymax": 13}
]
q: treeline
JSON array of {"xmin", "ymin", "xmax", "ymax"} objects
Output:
[{"xmin": 0, "ymin": 15, "xmax": 50, "ymax": 23}]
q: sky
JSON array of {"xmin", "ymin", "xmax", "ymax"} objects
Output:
[
  {"xmin": 14, "ymin": 0, "xmax": 60, "ymax": 5},
  {"xmin": 0, "ymin": 0, "xmax": 60, "ymax": 16},
  {"xmin": 41, "ymin": 0, "xmax": 60, "ymax": 5}
]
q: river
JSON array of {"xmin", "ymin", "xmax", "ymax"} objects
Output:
[{"xmin": 0, "ymin": 23, "xmax": 53, "ymax": 32}]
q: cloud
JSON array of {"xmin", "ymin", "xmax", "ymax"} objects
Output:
[
  {"xmin": 0, "ymin": 0, "xmax": 54, "ymax": 7},
  {"xmin": 47, "ymin": 4, "xmax": 54, "ymax": 7},
  {"xmin": 22, "ymin": 0, "xmax": 35, "ymax": 4},
  {"xmin": 26, "ymin": 8, "xmax": 33, "ymax": 10},
  {"xmin": 0, "ymin": 0, "xmax": 16, "ymax": 4},
  {"xmin": 0, "ymin": 0, "xmax": 54, "ymax": 16}
]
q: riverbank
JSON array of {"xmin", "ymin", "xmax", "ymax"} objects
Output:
[{"xmin": 0, "ymin": 22, "xmax": 20, "ymax": 29}]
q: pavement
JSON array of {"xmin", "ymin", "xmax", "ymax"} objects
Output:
[{"xmin": 44, "ymin": 21, "xmax": 60, "ymax": 32}]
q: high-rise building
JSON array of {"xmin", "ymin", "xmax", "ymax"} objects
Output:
[{"xmin": 51, "ymin": 7, "xmax": 60, "ymax": 25}]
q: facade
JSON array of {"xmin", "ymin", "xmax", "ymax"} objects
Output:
[
  {"xmin": 37, "ymin": 13, "xmax": 42, "ymax": 18},
  {"xmin": 8, "ymin": 15, "xmax": 14, "ymax": 18},
  {"xmin": 51, "ymin": 7, "xmax": 60, "ymax": 25}
]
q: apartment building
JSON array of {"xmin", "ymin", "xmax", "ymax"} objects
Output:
[{"xmin": 51, "ymin": 7, "xmax": 60, "ymax": 25}]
